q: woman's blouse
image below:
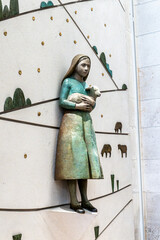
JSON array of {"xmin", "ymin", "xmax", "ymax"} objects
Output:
[{"xmin": 59, "ymin": 77, "xmax": 89, "ymax": 110}]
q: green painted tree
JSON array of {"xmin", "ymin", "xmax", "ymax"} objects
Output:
[
  {"xmin": 13, "ymin": 88, "xmax": 25, "ymax": 109},
  {"xmin": 0, "ymin": 0, "xmax": 3, "ymax": 20},
  {"xmin": 111, "ymin": 174, "xmax": 115, "ymax": 193},
  {"xmin": 12, "ymin": 234, "xmax": 22, "ymax": 240},
  {"xmin": 10, "ymin": 0, "xmax": 19, "ymax": 17},
  {"xmin": 47, "ymin": 1, "xmax": 54, "ymax": 7},
  {"xmin": 100, "ymin": 52, "xmax": 106, "ymax": 66},
  {"xmin": 25, "ymin": 98, "xmax": 32, "ymax": 106},
  {"xmin": 122, "ymin": 84, "xmax": 127, "ymax": 90},
  {"xmin": 3, "ymin": 5, "xmax": 10, "ymax": 19},
  {"xmin": 92, "ymin": 46, "xmax": 98, "ymax": 55},
  {"xmin": 40, "ymin": 1, "xmax": 47, "ymax": 8},
  {"xmin": 4, "ymin": 97, "xmax": 14, "ymax": 111},
  {"xmin": 94, "ymin": 226, "xmax": 99, "ymax": 239}
]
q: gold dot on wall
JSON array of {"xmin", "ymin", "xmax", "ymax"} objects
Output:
[
  {"xmin": 37, "ymin": 68, "xmax": 40, "ymax": 73},
  {"xmin": 18, "ymin": 70, "xmax": 22, "ymax": 75},
  {"xmin": 24, "ymin": 154, "xmax": 27, "ymax": 159},
  {"xmin": 104, "ymin": 24, "xmax": 106, "ymax": 27},
  {"xmin": 75, "ymin": 11, "xmax": 77, "ymax": 14},
  {"xmin": 50, "ymin": 16, "xmax": 53, "ymax": 20},
  {"xmin": 74, "ymin": 40, "xmax": 77, "ymax": 44},
  {"xmin": 3, "ymin": 31, "xmax": 7, "ymax": 36},
  {"xmin": 41, "ymin": 41, "xmax": 45, "ymax": 46},
  {"xmin": 38, "ymin": 112, "xmax": 41, "ymax": 116},
  {"xmin": 87, "ymin": 35, "xmax": 90, "ymax": 39},
  {"xmin": 101, "ymin": 114, "xmax": 103, "ymax": 118},
  {"xmin": 59, "ymin": 32, "xmax": 62, "ymax": 36},
  {"xmin": 109, "ymin": 54, "xmax": 112, "ymax": 57},
  {"xmin": 32, "ymin": 16, "xmax": 35, "ymax": 21},
  {"xmin": 102, "ymin": 73, "xmax": 104, "ymax": 76},
  {"xmin": 91, "ymin": 8, "xmax": 93, "ymax": 11},
  {"xmin": 66, "ymin": 19, "xmax": 69, "ymax": 23}
]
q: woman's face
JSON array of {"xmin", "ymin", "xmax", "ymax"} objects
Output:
[{"xmin": 75, "ymin": 58, "xmax": 91, "ymax": 79}]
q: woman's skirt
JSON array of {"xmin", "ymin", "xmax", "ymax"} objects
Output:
[{"xmin": 55, "ymin": 111, "xmax": 103, "ymax": 180}]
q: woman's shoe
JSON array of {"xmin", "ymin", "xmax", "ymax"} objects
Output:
[
  {"xmin": 70, "ymin": 204, "xmax": 85, "ymax": 214},
  {"xmin": 81, "ymin": 201, "xmax": 97, "ymax": 212}
]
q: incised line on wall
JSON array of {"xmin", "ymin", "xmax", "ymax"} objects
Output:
[
  {"xmin": 0, "ymin": 116, "xmax": 129, "ymax": 135},
  {"xmin": 57, "ymin": 0, "xmax": 119, "ymax": 89},
  {"xmin": 97, "ymin": 199, "xmax": 133, "ymax": 239},
  {"xmin": 0, "ymin": 184, "xmax": 131, "ymax": 212}
]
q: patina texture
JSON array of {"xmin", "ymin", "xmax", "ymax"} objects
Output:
[{"xmin": 55, "ymin": 77, "xmax": 103, "ymax": 180}]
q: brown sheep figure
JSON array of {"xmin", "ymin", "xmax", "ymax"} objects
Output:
[
  {"xmin": 101, "ymin": 144, "xmax": 112, "ymax": 158},
  {"xmin": 118, "ymin": 144, "xmax": 127, "ymax": 158},
  {"xmin": 115, "ymin": 122, "xmax": 122, "ymax": 133}
]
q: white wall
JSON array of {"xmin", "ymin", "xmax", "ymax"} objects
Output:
[
  {"xmin": 0, "ymin": 0, "xmax": 136, "ymax": 239},
  {"xmin": 134, "ymin": 0, "xmax": 160, "ymax": 239}
]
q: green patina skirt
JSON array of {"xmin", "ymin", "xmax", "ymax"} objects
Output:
[{"xmin": 55, "ymin": 111, "xmax": 103, "ymax": 180}]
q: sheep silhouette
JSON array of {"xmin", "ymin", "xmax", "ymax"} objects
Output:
[
  {"xmin": 114, "ymin": 122, "xmax": 122, "ymax": 133},
  {"xmin": 118, "ymin": 144, "xmax": 127, "ymax": 158},
  {"xmin": 101, "ymin": 144, "xmax": 112, "ymax": 158}
]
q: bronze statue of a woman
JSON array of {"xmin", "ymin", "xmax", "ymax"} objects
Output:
[{"xmin": 55, "ymin": 54, "xmax": 103, "ymax": 214}]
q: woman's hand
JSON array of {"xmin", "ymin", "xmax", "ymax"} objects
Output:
[
  {"xmin": 80, "ymin": 96, "xmax": 95, "ymax": 107},
  {"xmin": 75, "ymin": 102, "xmax": 92, "ymax": 112}
]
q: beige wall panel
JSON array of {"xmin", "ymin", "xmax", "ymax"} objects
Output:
[
  {"xmin": 98, "ymin": 201, "xmax": 134, "ymax": 240},
  {"xmin": 91, "ymin": 186, "xmax": 132, "ymax": 234},
  {"xmin": 2, "ymin": 101, "xmax": 63, "ymax": 128},
  {"xmin": 2, "ymin": 0, "xmax": 59, "ymax": 13},
  {"xmin": 0, "ymin": 119, "xmax": 131, "ymax": 208},
  {"xmin": 87, "ymin": 134, "xmax": 131, "ymax": 199},
  {"xmin": 0, "ymin": 187, "xmax": 132, "ymax": 240},
  {"xmin": 0, "ymin": 120, "xmax": 70, "ymax": 208},
  {"xmin": 0, "ymin": 6, "xmax": 116, "ymax": 112},
  {"xmin": 2, "ymin": 91, "xmax": 129, "ymax": 133},
  {"xmin": 91, "ymin": 91, "xmax": 129, "ymax": 133},
  {"xmin": 64, "ymin": 0, "xmax": 129, "ymax": 89}
]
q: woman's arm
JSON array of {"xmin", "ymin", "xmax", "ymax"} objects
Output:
[
  {"xmin": 60, "ymin": 79, "xmax": 92, "ymax": 111},
  {"xmin": 59, "ymin": 79, "xmax": 76, "ymax": 109}
]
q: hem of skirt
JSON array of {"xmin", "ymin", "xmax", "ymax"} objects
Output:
[{"xmin": 55, "ymin": 177, "xmax": 104, "ymax": 180}]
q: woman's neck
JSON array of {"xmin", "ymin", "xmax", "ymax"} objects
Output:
[{"xmin": 72, "ymin": 73, "xmax": 84, "ymax": 83}]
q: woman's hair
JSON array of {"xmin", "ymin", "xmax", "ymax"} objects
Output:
[{"xmin": 61, "ymin": 54, "xmax": 91, "ymax": 84}]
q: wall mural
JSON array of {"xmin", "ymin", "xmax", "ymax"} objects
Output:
[
  {"xmin": 101, "ymin": 144, "xmax": 112, "ymax": 158},
  {"xmin": 0, "ymin": 0, "xmax": 19, "ymax": 20},
  {"xmin": 114, "ymin": 122, "xmax": 122, "ymax": 133},
  {"xmin": 0, "ymin": 0, "xmax": 134, "ymax": 239},
  {"xmin": 4, "ymin": 88, "xmax": 31, "ymax": 111},
  {"xmin": 111, "ymin": 174, "xmax": 115, "ymax": 193},
  {"xmin": 40, "ymin": 1, "xmax": 54, "ymax": 8},
  {"xmin": 118, "ymin": 144, "xmax": 127, "ymax": 158},
  {"xmin": 12, "ymin": 234, "xmax": 22, "ymax": 240},
  {"xmin": 100, "ymin": 52, "xmax": 113, "ymax": 78},
  {"xmin": 94, "ymin": 226, "xmax": 99, "ymax": 239}
]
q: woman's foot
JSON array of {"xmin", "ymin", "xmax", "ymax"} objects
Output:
[
  {"xmin": 81, "ymin": 201, "xmax": 97, "ymax": 212},
  {"xmin": 70, "ymin": 204, "xmax": 85, "ymax": 214}
]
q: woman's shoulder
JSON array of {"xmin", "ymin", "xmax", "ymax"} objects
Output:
[
  {"xmin": 62, "ymin": 77, "xmax": 74, "ymax": 85},
  {"xmin": 61, "ymin": 78, "xmax": 73, "ymax": 88}
]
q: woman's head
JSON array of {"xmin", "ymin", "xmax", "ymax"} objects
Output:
[{"xmin": 62, "ymin": 54, "xmax": 91, "ymax": 83}]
